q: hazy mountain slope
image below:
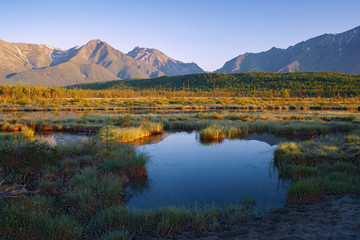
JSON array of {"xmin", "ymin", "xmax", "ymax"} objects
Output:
[
  {"xmin": 2, "ymin": 62, "xmax": 118, "ymax": 86},
  {"xmin": 127, "ymin": 47, "xmax": 204, "ymax": 75},
  {"xmin": 0, "ymin": 39, "xmax": 58, "ymax": 79},
  {"xmin": 0, "ymin": 39, "xmax": 165, "ymax": 86},
  {"xmin": 216, "ymin": 25, "xmax": 360, "ymax": 74}
]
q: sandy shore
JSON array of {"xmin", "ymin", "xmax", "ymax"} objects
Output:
[{"xmin": 137, "ymin": 194, "xmax": 360, "ymax": 240}]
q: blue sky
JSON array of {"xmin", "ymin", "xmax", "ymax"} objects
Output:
[{"xmin": 1, "ymin": 0, "xmax": 359, "ymax": 71}]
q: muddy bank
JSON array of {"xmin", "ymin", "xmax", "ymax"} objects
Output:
[{"xmin": 137, "ymin": 194, "xmax": 360, "ymax": 240}]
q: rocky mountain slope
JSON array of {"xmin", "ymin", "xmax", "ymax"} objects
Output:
[
  {"xmin": 0, "ymin": 39, "xmax": 165, "ymax": 86},
  {"xmin": 127, "ymin": 47, "xmax": 204, "ymax": 75},
  {"xmin": 216, "ymin": 25, "xmax": 360, "ymax": 74}
]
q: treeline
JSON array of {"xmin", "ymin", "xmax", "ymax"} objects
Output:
[
  {"xmin": 73, "ymin": 72, "xmax": 360, "ymax": 97},
  {"xmin": 0, "ymin": 84, "xmax": 226, "ymax": 101},
  {"xmin": 0, "ymin": 72, "xmax": 359, "ymax": 100}
]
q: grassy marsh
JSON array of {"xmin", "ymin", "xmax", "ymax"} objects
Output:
[
  {"xmin": 273, "ymin": 131, "xmax": 360, "ymax": 202},
  {"xmin": 1, "ymin": 103, "xmax": 360, "ymax": 238},
  {"xmin": 0, "ymin": 93, "xmax": 359, "ymax": 114}
]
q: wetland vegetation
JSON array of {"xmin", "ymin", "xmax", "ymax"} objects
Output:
[
  {"xmin": 1, "ymin": 72, "xmax": 360, "ymax": 114},
  {"xmin": 1, "ymin": 74, "xmax": 360, "ymax": 239},
  {"xmin": 1, "ymin": 107, "xmax": 359, "ymax": 238}
]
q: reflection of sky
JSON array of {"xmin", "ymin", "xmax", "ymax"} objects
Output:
[
  {"xmin": 128, "ymin": 132, "xmax": 288, "ymax": 210},
  {"xmin": 36, "ymin": 133, "xmax": 89, "ymax": 145}
]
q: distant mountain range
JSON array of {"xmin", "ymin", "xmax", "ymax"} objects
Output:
[
  {"xmin": 216, "ymin": 26, "xmax": 360, "ymax": 74},
  {"xmin": 0, "ymin": 39, "xmax": 203, "ymax": 86},
  {"xmin": 0, "ymin": 25, "xmax": 359, "ymax": 86}
]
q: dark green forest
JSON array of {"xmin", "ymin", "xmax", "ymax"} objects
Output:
[{"xmin": 72, "ymin": 72, "xmax": 360, "ymax": 97}]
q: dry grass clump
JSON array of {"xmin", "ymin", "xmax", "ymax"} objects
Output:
[
  {"xmin": 99, "ymin": 122, "xmax": 163, "ymax": 143},
  {"xmin": 199, "ymin": 125, "xmax": 226, "ymax": 141}
]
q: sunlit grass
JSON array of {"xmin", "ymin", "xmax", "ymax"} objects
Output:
[
  {"xmin": 273, "ymin": 130, "xmax": 360, "ymax": 201},
  {"xmin": 199, "ymin": 125, "xmax": 226, "ymax": 141},
  {"xmin": 99, "ymin": 123, "xmax": 163, "ymax": 143}
]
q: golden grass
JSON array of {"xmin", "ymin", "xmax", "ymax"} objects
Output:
[{"xmin": 99, "ymin": 123, "xmax": 163, "ymax": 143}]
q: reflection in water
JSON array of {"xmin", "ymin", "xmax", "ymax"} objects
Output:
[
  {"xmin": 126, "ymin": 132, "xmax": 290, "ymax": 210},
  {"xmin": 198, "ymin": 134, "xmax": 225, "ymax": 145},
  {"xmin": 199, "ymin": 133, "xmax": 309, "ymax": 146},
  {"xmin": 124, "ymin": 178, "xmax": 151, "ymax": 204},
  {"xmin": 36, "ymin": 133, "xmax": 90, "ymax": 145},
  {"xmin": 132, "ymin": 132, "xmax": 173, "ymax": 145},
  {"xmin": 36, "ymin": 132, "xmax": 173, "ymax": 146}
]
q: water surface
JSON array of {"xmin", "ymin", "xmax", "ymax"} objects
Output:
[{"xmin": 127, "ymin": 132, "xmax": 288, "ymax": 210}]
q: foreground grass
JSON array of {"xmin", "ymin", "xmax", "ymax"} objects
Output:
[
  {"xmin": 273, "ymin": 131, "xmax": 360, "ymax": 202},
  {"xmin": 0, "ymin": 194, "xmax": 256, "ymax": 239}
]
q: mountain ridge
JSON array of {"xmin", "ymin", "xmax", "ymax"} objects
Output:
[
  {"xmin": 216, "ymin": 25, "xmax": 360, "ymax": 74},
  {"xmin": 0, "ymin": 39, "xmax": 204, "ymax": 86},
  {"xmin": 1, "ymin": 25, "xmax": 360, "ymax": 86},
  {"xmin": 127, "ymin": 46, "xmax": 204, "ymax": 75}
]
